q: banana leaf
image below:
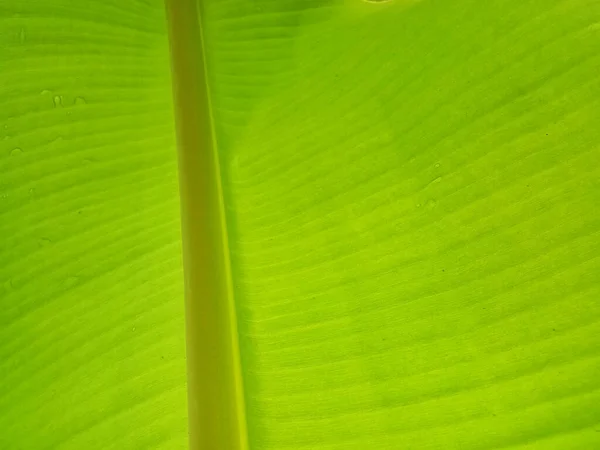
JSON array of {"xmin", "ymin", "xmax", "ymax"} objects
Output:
[{"xmin": 2, "ymin": 0, "xmax": 600, "ymax": 449}]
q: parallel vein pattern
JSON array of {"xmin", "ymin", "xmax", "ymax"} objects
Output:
[
  {"xmin": 201, "ymin": 0, "xmax": 600, "ymax": 448},
  {"xmin": 0, "ymin": 1, "xmax": 187, "ymax": 449}
]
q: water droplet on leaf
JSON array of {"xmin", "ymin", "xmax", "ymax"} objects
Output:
[
  {"xmin": 427, "ymin": 176, "xmax": 442, "ymax": 187},
  {"xmin": 425, "ymin": 198, "xmax": 438, "ymax": 209},
  {"xmin": 10, "ymin": 147, "xmax": 23, "ymax": 156},
  {"xmin": 53, "ymin": 95, "xmax": 63, "ymax": 108}
]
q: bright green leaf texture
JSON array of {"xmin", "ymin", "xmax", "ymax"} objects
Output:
[
  {"xmin": 0, "ymin": 1, "xmax": 187, "ymax": 449},
  {"xmin": 2, "ymin": 0, "xmax": 600, "ymax": 449}
]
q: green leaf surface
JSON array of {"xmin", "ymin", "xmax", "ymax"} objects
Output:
[
  {"xmin": 3, "ymin": 0, "xmax": 600, "ymax": 449},
  {"xmin": 0, "ymin": 1, "xmax": 187, "ymax": 449},
  {"xmin": 199, "ymin": 0, "xmax": 600, "ymax": 448}
]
